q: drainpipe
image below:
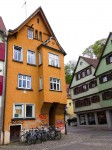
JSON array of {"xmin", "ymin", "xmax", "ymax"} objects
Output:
[{"xmin": 1, "ymin": 31, "xmax": 8, "ymax": 145}]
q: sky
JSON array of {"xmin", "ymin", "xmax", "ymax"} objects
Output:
[{"xmin": 0, "ymin": 0, "xmax": 112, "ymax": 63}]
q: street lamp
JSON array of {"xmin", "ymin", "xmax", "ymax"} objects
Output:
[{"xmin": 64, "ymin": 106, "xmax": 67, "ymax": 135}]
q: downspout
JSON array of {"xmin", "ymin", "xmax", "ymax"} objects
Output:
[{"xmin": 1, "ymin": 31, "xmax": 8, "ymax": 145}]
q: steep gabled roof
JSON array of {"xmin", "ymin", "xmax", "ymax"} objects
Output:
[
  {"xmin": 94, "ymin": 32, "xmax": 112, "ymax": 76},
  {"xmin": 8, "ymin": 7, "xmax": 66, "ymax": 55},
  {"xmin": 69, "ymin": 56, "xmax": 99, "ymax": 88},
  {"xmin": 8, "ymin": 7, "xmax": 54, "ymax": 36},
  {"xmin": 37, "ymin": 36, "xmax": 66, "ymax": 55},
  {"xmin": 80, "ymin": 56, "xmax": 99, "ymax": 68},
  {"xmin": 0, "ymin": 16, "xmax": 6, "ymax": 32}
]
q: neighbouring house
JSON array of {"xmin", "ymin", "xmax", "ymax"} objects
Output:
[
  {"xmin": 70, "ymin": 56, "xmax": 99, "ymax": 126},
  {"xmin": 0, "ymin": 16, "xmax": 7, "ymax": 144},
  {"xmin": 94, "ymin": 32, "xmax": 112, "ymax": 127},
  {"xmin": 66, "ymin": 84, "xmax": 75, "ymax": 120},
  {"xmin": 3, "ymin": 7, "xmax": 67, "ymax": 144}
]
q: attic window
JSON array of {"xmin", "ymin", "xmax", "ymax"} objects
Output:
[
  {"xmin": 28, "ymin": 28, "xmax": 33, "ymax": 39},
  {"xmin": 37, "ymin": 18, "xmax": 39, "ymax": 23},
  {"xmin": 80, "ymin": 62, "xmax": 83, "ymax": 66}
]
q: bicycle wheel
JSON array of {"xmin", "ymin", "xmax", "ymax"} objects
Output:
[
  {"xmin": 31, "ymin": 135, "xmax": 37, "ymax": 144},
  {"xmin": 20, "ymin": 135, "xmax": 26, "ymax": 143},
  {"xmin": 27, "ymin": 136, "xmax": 32, "ymax": 145},
  {"xmin": 55, "ymin": 132, "xmax": 61, "ymax": 140}
]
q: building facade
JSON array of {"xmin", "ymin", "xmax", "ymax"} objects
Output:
[
  {"xmin": 0, "ymin": 17, "xmax": 6, "ymax": 144},
  {"xmin": 94, "ymin": 32, "xmax": 112, "ymax": 127},
  {"xmin": 3, "ymin": 7, "xmax": 67, "ymax": 144},
  {"xmin": 66, "ymin": 84, "xmax": 75, "ymax": 120},
  {"xmin": 70, "ymin": 56, "xmax": 101, "ymax": 126}
]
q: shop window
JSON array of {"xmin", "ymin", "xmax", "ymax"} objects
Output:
[
  {"xmin": 79, "ymin": 114, "xmax": 86, "ymax": 125},
  {"xmin": 97, "ymin": 111, "xmax": 107, "ymax": 124},
  {"xmin": 87, "ymin": 113, "xmax": 96, "ymax": 125}
]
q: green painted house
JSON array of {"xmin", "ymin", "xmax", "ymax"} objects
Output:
[
  {"xmin": 94, "ymin": 32, "xmax": 112, "ymax": 127},
  {"xmin": 70, "ymin": 56, "xmax": 99, "ymax": 126}
]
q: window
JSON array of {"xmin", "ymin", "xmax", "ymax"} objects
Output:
[
  {"xmin": 83, "ymin": 98, "xmax": 91, "ymax": 106},
  {"xmin": 26, "ymin": 104, "xmax": 34, "ymax": 118},
  {"xmin": 13, "ymin": 45, "xmax": 22, "ymax": 61},
  {"xmin": 102, "ymin": 91, "xmax": 112, "ymax": 100},
  {"xmin": 18, "ymin": 74, "xmax": 31, "ymax": 89},
  {"xmin": 89, "ymin": 80, "xmax": 97, "ymax": 88},
  {"xmin": 37, "ymin": 18, "xmax": 39, "ymax": 23},
  {"xmin": 39, "ymin": 77, "xmax": 42, "ymax": 90},
  {"xmin": 35, "ymin": 30, "xmax": 38, "ymax": 40},
  {"xmin": 106, "ymin": 54, "xmax": 112, "ymax": 64},
  {"xmin": 38, "ymin": 51, "xmax": 42, "ymax": 65},
  {"xmin": 82, "ymin": 84, "xmax": 88, "ymax": 92},
  {"xmin": 50, "ymin": 77, "xmax": 61, "ymax": 91},
  {"xmin": 27, "ymin": 50, "xmax": 36, "ymax": 65},
  {"xmin": 86, "ymin": 68, "xmax": 91, "ymax": 75},
  {"xmin": 79, "ymin": 114, "xmax": 86, "ymax": 125},
  {"xmin": 14, "ymin": 104, "xmax": 24, "ymax": 118},
  {"xmin": 78, "ymin": 73, "xmax": 81, "ymax": 80},
  {"xmin": 87, "ymin": 113, "xmax": 95, "ymax": 125},
  {"xmin": 99, "ymin": 75, "xmax": 109, "ymax": 83},
  {"xmin": 91, "ymin": 95, "xmax": 100, "ymax": 103},
  {"xmin": 39, "ymin": 32, "xmax": 42, "ymax": 41},
  {"xmin": 97, "ymin": 111, "xmax": 107, "ymax": 124},
  {"xmin": 82, "ymin": 71, "xmax": 85, "ymax": 78},
  {"xmin": 0, "ymin": 76, "xmax": 3, "ymax": 95},
  {"xmin": 13, "ymin": 104, "xmax": 34, "ymax": 118},
  {"xmin": 49, "ymin": 53, "xmax": 60, "ymax": 67},
  {"xmin": 28, "ymin": 28, "xmax": 33, "ymax": 39},
  {"xmin": 69, "ymin": 102, "xmax": 71, "ymax": 106}
]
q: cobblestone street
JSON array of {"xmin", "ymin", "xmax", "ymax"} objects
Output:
[{"xmin": 1, "ymin": 126, "xmax": 112, "ymax": 150}]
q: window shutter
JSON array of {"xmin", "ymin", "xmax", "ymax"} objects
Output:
[
  {"xmin": 109, "ymin": 72, "xmax": 112, "ymax": 80},
  {"xmin": 0, "ymin": 76, "xmax": 3, "ymax": 95},
  {"xmin": 99, "ymin": 77, "xmax": 103, "ymax": 83},
  {"xmin": 106, "ymin": 56, "xmax": 110, "ymax": 64},
  {"xmin": 102, "ymin": 92, "xmax": 105, "ymax": 100}
]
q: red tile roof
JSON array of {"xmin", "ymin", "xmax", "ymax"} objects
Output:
[{"xmin": 0, "ymin": 16, "xmax": 6, "ymax": 32}]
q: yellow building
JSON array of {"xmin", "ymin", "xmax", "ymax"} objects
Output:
[
  {"xmin": 3, "ymin": 7, "xmax": 67, "ymax": 144},
  {"xmin": 66, "ymin": 84, "xmax": 75, "ymax": 119}
]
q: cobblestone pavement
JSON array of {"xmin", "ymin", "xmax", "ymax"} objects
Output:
[{"xmin": 1, "ymin": 126, "xmax": 112, "ymax": 150}]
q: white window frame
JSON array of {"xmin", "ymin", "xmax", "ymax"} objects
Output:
[
  {"xmin": 39, "ymin": 77, "xmax": 43, "ymax": 90},
  {"xmin": 27, "ymin": 50, "xmax": 36, "ymax": 65},
  {"xmin": 13, "ymin": 45, "xmax": 23, "ymax": 61},
  {"xmin": 49, "ymin": 53, "xmax": 60, "ymax": 67},
  {"xmin": 50, "ymin": 77, "xmax": 61, "ymax": 91},
  {"xmin": 13, "ymin": 104, "xmax": 24, "ymax": 118},
  {"xmin": 28, "ymin": 28, "xmax": 33, "ymax": 39},
  {"xmin": 18, "ymin": 74, "xmax": 31, "ymax": 89},
  {"xmin": 25, "ymin": 104, "xmax": 35, "ymax": 118},
  {"xmin": 13, "ymin": 103, "xmax": 35, "ymax": 119},
  {"xmin": 38, "ymin": 51, "xmax": 42, "ymax": 65}
]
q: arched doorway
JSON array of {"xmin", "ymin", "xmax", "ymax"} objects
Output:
[{"xmin": 49, "ymin": 103, "xmax": 58, "ymax": 125}]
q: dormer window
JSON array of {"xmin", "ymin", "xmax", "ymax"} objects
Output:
[{"xmin": 28, "ymin": 28, "xmax": 33, "ymax": 39}]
